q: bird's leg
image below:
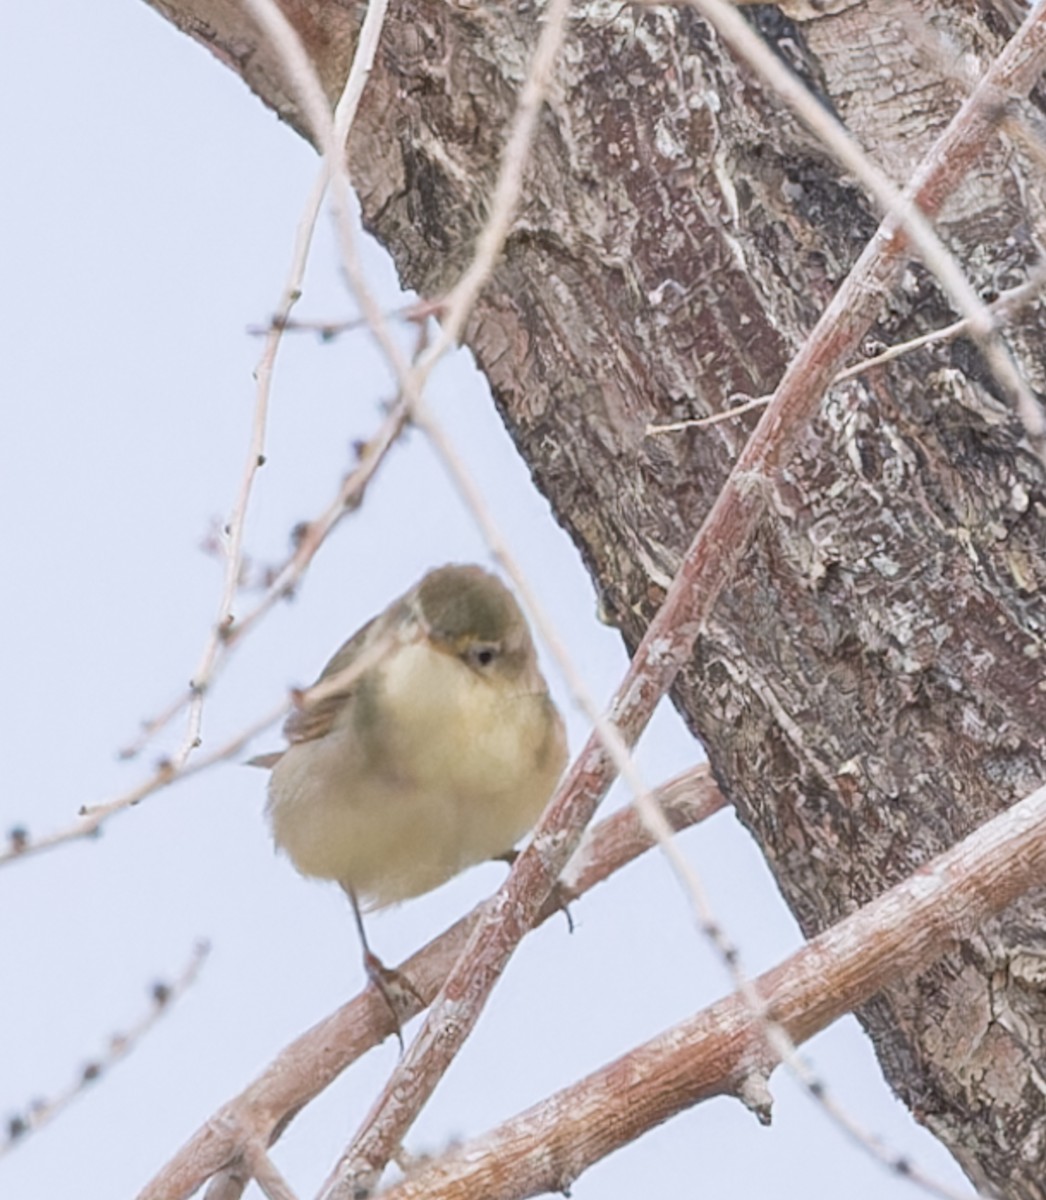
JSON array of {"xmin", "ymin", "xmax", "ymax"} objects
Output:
[{"xmin": 344, "ymin": 885, "xmax": 422, "ymax": 1053}]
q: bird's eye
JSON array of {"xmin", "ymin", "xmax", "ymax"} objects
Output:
[{"xmin": 467, "ymin": 643, "xmax": 500, "ymax": 669}]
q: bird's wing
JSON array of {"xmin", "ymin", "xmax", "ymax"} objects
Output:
[{"xmin": 282, "ymin": 610, "xmax": 386, "ymax": 746}]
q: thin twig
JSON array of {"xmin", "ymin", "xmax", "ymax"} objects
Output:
[
  {"xmin": 647, "ymin": 392, "xmax": 772, "ymax": 434},
  {"xmin": 5, "ymin": 619, "xmax": 404, "ymax": 866},
  {"xmin": 667, "ymin": 0, "xmax": 1046, "ymax": 459},
  {"xmin": 1, "ymin": 941, "xmax": 210, "ymax": 1158},
  {"xmin": 646, "ymin": 264, "xmax": 1046, "ymax": 435},
  {"xmin": 833, "ymin": 267, "xmax": 1046, "ymax": 384},
  {"xmin": 5, "ymin": 717, "xmax": 280, "ymax": 865},
  {"xmin": 245, "ymin": 298, "xmax": 431, "ymax": 341},
  {"xmin": 119, "ymin": 0, "xmax": 394, "ymax": 762},
  {"xmin": 7, "ymin": 689, "xmax": 291, "ymax": 868},
  {"xmin": 223, "ymin": 400, "xmax": 410, "ymax": 650},
  {"xmin": 133, "ymin": 136, "xmax": 322, "ymax": 765}
]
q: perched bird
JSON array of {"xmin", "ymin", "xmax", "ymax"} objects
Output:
[{"xmin": 254, "ymin": 564, "xmax": 567, "ymax": 1011}]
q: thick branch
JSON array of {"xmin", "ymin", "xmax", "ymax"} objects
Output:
[{"xmin": 381, "ymin": 780, "xmax": 1046, "ymax": 1200}]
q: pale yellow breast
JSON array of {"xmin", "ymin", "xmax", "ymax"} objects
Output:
[{"xmin": 267, "ymin": 641, "xmax": 566, "ymax": 906}]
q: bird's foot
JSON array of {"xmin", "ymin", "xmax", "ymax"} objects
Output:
[
  {"xmin": 493, "ymin": 849, "xmax": 575, "ymax": 934},
  {"xmin": 362, "ymin": 950, "xmax": 423, "ymax": 1054}
]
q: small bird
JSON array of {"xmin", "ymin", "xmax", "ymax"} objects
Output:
[{"xmin": 254, "ymin": 564, "xmax": 567, "ymax": 1013}]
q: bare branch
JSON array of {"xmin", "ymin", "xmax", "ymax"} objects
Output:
[
  {"xmin": 0, "ymin": 698, "xmax": 286, "ymax": 870},
  {"xmin": 120, "ymin": 0, "xmax": 395, "ymax": 762},
  {"xmin": 670, "ymin": 0, "xmax": 1046, "ymax": 458},
  {"xmin": 376, "ymin": 780, "xmax": 1046, "ymax": 1200},
  {"xmin": 223, "ymin": 399, "xmax": 409, "ymax": 650},
  {"xmin": 646, "ymin": 264, "xmax": 1046, "ymax": 435},
  {"xmin": 831, "ymin": 266, "xmax": 1046, "ymax": 386},
  {"xmin": 646, "ymin": 392, "xmax": 773, "ymax": 434},
  {"xmin": 134, "ymin": 767, "xmax": 716, "ymax": 1200},
  {"xmin": 559, "ymin": 764, "xmax": 726, "ymax": 898},
  {"xmin": 245, "ymin": 300, "xmax": 424, "ymax": 342},
  {"xmin": 244, "ymin": 1144, "xmax": 303, "ymax": 1200},
  {"xmin": 1, "ymin": 941, "xmax": 210, "ymax": 1157}
]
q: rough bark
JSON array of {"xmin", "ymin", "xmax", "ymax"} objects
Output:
[{"xmin": 143, "ymin": 1, "xmax": 1046, "ymax": 1194}]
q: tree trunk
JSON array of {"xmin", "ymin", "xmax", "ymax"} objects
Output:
[{"xmin": 145, "ymin": 1, "xmax": 1046, "ymax": 1193}]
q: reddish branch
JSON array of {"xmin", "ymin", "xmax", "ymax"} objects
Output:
[
  {"xmin": 136, "ymin": 767, "xmax": 721, "ymax": 1200},
  {"xmin": 322, "ymin": 11, "xmax": 1046, "ymax": 1199},
  {"xmin": 379, "ymin": 781, "xmax": 1046, "ymax": 1200}
]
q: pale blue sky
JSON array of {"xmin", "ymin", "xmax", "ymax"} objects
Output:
[{"xmin": 1, "ymin": 4, "xmax": 972, "ymax": 1198}]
